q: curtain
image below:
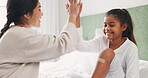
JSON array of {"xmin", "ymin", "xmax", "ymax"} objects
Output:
[
  {"xmin": 37, "ymin": 0, "xmax": 59, "ymax": 35},
  {"xmin": 0, "ymin": 0, "xmax": 7, "ymax": 30}
]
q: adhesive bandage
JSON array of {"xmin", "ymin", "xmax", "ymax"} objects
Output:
[{"xmin": 98, "ymin": 58, "xmax": 105, "ymax": 63}]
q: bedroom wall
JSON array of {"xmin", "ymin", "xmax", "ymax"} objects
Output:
[
  {"xmin": 80, "ymin": 4, "xmax": 148, "ymax": 61},
  {"xmin": 80, "ymin": 0, "xmax": 148, "ymax": 16},
  {"xmin": 58, "ymin": 0, "xmax": 148, "ymax": 60},
  {"xmin": 58, "ymin": 0, "xmax": 148, "ymax": 31}
]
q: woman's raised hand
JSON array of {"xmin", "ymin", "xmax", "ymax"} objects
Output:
[
  {"xmin": 66, "ymin": 0, "xmax": 82, "ymax": 17},
  {"xmin": 67, "ymin": 0, "xmax": 82, "ymax": 25}
]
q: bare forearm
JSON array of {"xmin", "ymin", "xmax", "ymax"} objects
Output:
[
  {"xmin": 68, "ymin": 15, "xmax": 76, "ymax": 25},
  {"xmin": 76, "ymin": 16, "xmax": 80, "ymax": 28}
]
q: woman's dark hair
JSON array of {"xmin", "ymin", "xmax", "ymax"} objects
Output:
[
  {"xmin": 105, "ymin": 9, "xmax": 137, "ymax": 45},
  {"xmin": 0, "ymin": 0, "xmax": 38, "ymax": 38}
]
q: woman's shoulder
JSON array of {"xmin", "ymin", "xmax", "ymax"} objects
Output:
[
  {"xmin": 5, "ymin": 26, "xmax": 39, "ymax": 39},
  {"xmin": 10, "ymin": 26, "xmax": 37, "ymax": 33}
]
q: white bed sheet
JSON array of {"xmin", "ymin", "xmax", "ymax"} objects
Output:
[
  {"xmin": 139, "ymin": 60, "xmax": 148, "ymax": 78},
  {"xmin": 39, "ymin": 51, "xmax": 148, "ymax": 78},
  {"xmin": 39, "ymin": 51, "xmax": 98, "ymax": 78}
]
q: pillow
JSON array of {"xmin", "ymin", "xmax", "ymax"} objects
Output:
[{"xmin": 139, "ymin": 60, "xmax": 148, "ymax": 78}]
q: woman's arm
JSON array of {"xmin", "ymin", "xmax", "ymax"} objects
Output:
[{"xmin": 21, "ymin": 22, "xmax": 80, "ymax": 62}]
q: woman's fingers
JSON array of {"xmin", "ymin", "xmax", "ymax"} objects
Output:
[
  {"xmin": 69, "ymin": 0, "xmax": 78, "ymax": 4},
  {"xmin": 77, "ymin": 1, "xmax": 82, "ymax": 15},
  {"xmin": 80, "ymin": 2, "xmax": 82, "ymax": 10},
  {"xmin": 65, "ymin": 3, "xmax": 69, "ymax": 12},
  {"xmin": 67, "ymin": 0, "xmax": 82, "ymax": 18},
  {"xmin": 73, "ymin": 0, "xmax": 77, "ymax": 4},
  {"xmin": 65, "ymin": 3, "xmax": 69, "ymax": 9},
  {"xmin": 69, "ymin": 0, "xmax": 72, "ymax": 4}
]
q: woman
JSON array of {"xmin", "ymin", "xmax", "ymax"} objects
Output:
[
  {"xmin": 0, "ymin": 0, "xmax": 82, "ymax": 78},
  {"xmin": 76, "ymin": 9, "xmax": 139, "ymax": 78}
]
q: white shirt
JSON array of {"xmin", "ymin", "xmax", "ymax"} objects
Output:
[
  {"xmin": 0, "ymin": 22, "xmax": 80, "ymax": 78},
  {"xmin": 76, "ymin": 28, "xmax": 139, "ymax": 78}
]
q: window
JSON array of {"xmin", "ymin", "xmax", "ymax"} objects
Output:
[
  {"xmin": 0, "ymin": 0, "xmax": 7, "ymax": 30},
  {"xmin": 0, "ymin": 0, "xmax": 59, "ymax": 34},
  {"xmin": 36, "ymin": 0, "xmax": 59, "ymax": 35}
]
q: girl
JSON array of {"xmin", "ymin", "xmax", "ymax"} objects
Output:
[
  {"xmin": 66, "ymin": 3, "xmax": 125, "ymax": 78},
  {"xmin": 76, "ymin": 9, "xmax": 139, "ymax": 78}
]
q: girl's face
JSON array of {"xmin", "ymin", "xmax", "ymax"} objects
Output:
[
  {"xmin": 25, "ymin": 1, "xmax": 43, "ymax": 27},
  {"xmin": 103, "ymin": 14, "xmax": 127, "ymax": 41}
]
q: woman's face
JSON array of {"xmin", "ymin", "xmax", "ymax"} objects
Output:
[
  {"xmin": 26, "ymin": 1, "xmax": 43, "ymax": 27},
  {"xmin": 103, "ymin": 14, "xmax": 126, "ymax": 41}
]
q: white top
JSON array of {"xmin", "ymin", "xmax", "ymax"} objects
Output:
[
  {"xmin": 0, "ymin": 22, "xmax": 80, "ymax": 78},
  {"xmin": 76, "ymin": 28, "xmax": 139, "ymax": 78}
]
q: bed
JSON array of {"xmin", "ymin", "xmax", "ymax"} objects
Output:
[{"xmin": 38, "ymin": 51, "xmax": 148, "ymax": 78}]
